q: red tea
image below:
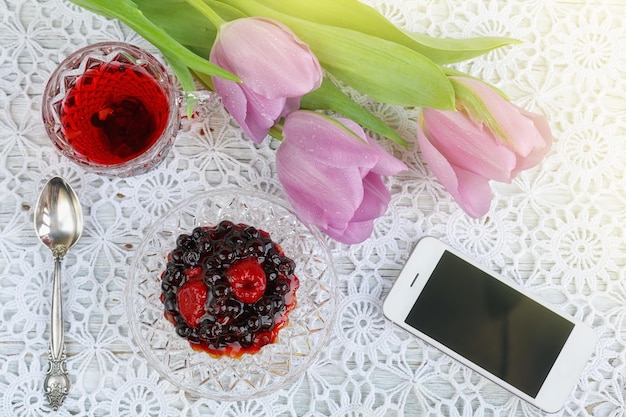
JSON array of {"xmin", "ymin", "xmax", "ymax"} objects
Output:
[{"xmin": 60, "ymin": 61, "xmax": 170, "ymax": 165}]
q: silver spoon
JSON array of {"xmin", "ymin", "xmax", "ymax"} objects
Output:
[{"xmin": 34, "ymin": 176, "xmax": 83, "ymax": 410}]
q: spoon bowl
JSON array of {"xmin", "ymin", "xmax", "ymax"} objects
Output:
[
  {"xmin": 34, "ymin": 177, "xmax": 83, "ymax": 257},
  {"xmin": 34, "ymin": 176, "xmax": 83, "ymax": 410}
]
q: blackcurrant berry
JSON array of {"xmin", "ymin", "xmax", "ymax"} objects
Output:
[{"xmin": 176, "ymin": 234, "xmax": 196, "ymax": 250}]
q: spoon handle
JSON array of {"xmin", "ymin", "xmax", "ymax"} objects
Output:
[{"xmin": 44, "ymin": 257, "xmax": 70, "ymax": 410}]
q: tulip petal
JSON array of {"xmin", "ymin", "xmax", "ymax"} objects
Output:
[
  {"xmin": 335, "ymin": 117, "xmax": 407, "ymax": 175},
  {"xmin": 513, "ymin": 108, "xmax": 553, "ymax": 172},
  {"xmin": 323, "ymin": 219, "xmax": 374, "ymax": 244},
  {"xmin": 365, "ymin": 138, "xmax": 408, "ymax": 176},
  {"xmin": 210, "ymin": 77, "xmax": 250, "ymax": 133},
  {"xmin": 350, "ymin": 173, "xmax": 390, "ymax": 222},
  {"xmin": 242, "ymin": 90, "xmax": 288, "ymax": 140},
  {"xmin": 452, "ymin": 167, "xmax": 493, "ymax": 218},
  {"xmin": 212, "ymin": 76, "xmax": 285, "ymax": 143},
  {"xmin": 215, "ymin": 18, "xmax": 322, "ymax": 99},
  {"xmin": 283, "ymin": 111, "xmax": 380, "ymax": 169},
  {"xmin": 422, "ymin": 108, "xmax": 517, "ymax": 182},
  {"xmin": 276, "ymin": 140, "xmax": 363, "ymax": 228},
  {"xmin": 281, "ymin": 97, "xmax": 302, "ymax": 118},
  {"xmin": 451, "ymin": 77, "xmax": 550, "ymax": 157},
  {"xmin": 418, "ymin": 124, "xmax": 492, "ymax": 217}
]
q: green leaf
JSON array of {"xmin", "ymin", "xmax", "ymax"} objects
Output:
[
  {"xmin": 215, "ymin": 0, "xmax": 454, "ymax": 109},
  {"xmin": 301, "ymin": 79, "xmax": 408, "ymax": 148},
  {"xmin": 296, "ymin": 22, "xmax": 454, "ymax": 109},
  {"xmin": 401, "ymin": 30, "xmax": 521, "ymax": 64},
  {"xmin": 443, "ymin": 67, "xmax": 509, "ymax": 99},
  {"xmin": 133, "ymin": 0, "xmax": 218, "ymax": 51},
  {"xmin": 203, "ymin": 0, "xmax": 249, "ymax": 21},
  {"xmin": 68, "ymin": 0, "xmax": 239, "ymax": 83},
  {"xmin": 162, "ymin": 52, "xmax": 197, "ymax": 117},
  {"xmin": 190, "ymin": 69, "xmax": 215, "ymax": 91},
  {"xmin": 258, "ymin": 0, "xmax": 398, "ymax": 36},
  {"xmin": 254, "ymin": 0, "xmax": 519, "ymax": 64}
]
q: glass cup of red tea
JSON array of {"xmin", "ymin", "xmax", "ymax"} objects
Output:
[{"xmin": 42, "ymin": 42, "xmax": 211, "ymax": 177}]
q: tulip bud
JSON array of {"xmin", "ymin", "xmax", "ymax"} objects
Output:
[
  {"xmin": 277, "ymin": 111, "xmax": 407, "ymax": 243},
  {"xmin": 210, "ymin": 17, "xmax": 322, "ymax": 143},
  {"xmin": 418, "ymin": 77, "xmax": 552, "ymax": 217}
]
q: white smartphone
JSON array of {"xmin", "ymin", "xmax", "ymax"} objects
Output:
[{"xmin": 383, "ymin": 236, "xmax": 596, "ymax": 413}]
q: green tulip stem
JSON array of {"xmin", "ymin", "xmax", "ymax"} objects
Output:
[{"xmin": 269, "ymin": 124, "xmax": 285, "ymax": 141}]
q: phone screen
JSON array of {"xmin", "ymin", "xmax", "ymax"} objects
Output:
[{"xmin": 405, "ymin": 251, "xmax": 574, "ymax": 397}]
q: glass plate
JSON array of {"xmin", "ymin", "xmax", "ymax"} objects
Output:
[{"xmin": 126, "ymin": 188, "xmax": 338, "ymax": 401}]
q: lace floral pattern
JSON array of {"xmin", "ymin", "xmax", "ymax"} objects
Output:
[{"xmin": 0, "ymin": 0, "xmax": 624, "ymax": 416}]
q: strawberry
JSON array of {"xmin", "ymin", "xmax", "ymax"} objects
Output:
[
  {"xmin": 225, "ymin": 258, "xmax": 267, "ymax": 304},
  {"xmin": 185, "ymin": 266, "xmax": 203, "ymax": 279},
  {"xmin": 176, "ymin": 280, "xmax": 208, "ymax": 328}
]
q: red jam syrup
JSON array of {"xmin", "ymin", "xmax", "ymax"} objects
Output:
[
  {"xmin": 60, "ymin": 61, "xmax": 169, "ymax": 165},
  {"xmin": 160, "ymin": 221, "xmax": 300, "ymax": 359}
]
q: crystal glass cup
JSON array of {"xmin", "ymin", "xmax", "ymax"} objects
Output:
[{"xmin": 42, "ymin": 42, "xmax": 215, "ymax": 177}]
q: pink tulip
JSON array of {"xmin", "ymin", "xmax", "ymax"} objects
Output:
[
  {"xmin": 210, "ymin": 17, "xmax": 323, "ymax": 143},
  {"xmin": 417, "ymin": 76, "xmax": 552, "ymax": 218},
  {"xmin": 276, "ymin": 111, "xmax": 407, "ymax": 244}
]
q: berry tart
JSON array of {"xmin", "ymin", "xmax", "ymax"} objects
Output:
[{"xmin": 160, "ymin": 220, "xmax": 299, "ymax": 358}]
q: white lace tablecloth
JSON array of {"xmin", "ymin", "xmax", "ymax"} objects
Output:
[{"xmin": 1, "ymin": 0, "xmax": 624, "ymax": 415}]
